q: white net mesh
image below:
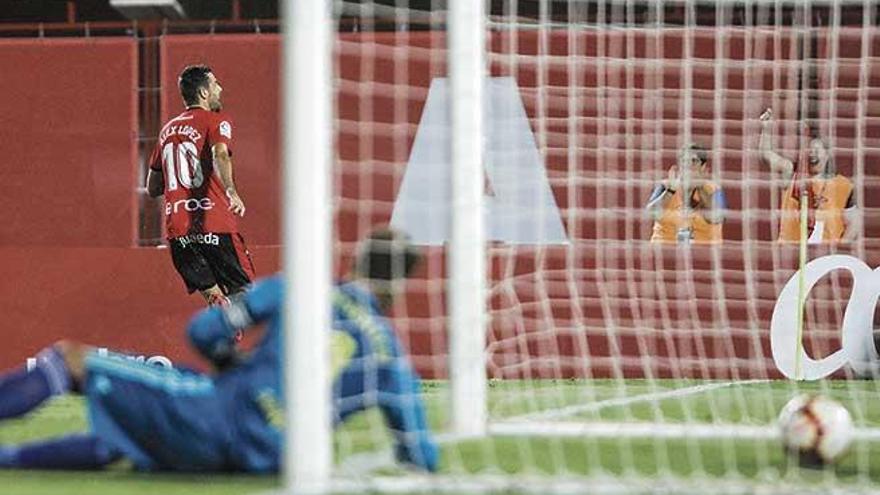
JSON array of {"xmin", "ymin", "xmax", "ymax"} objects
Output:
[{"xmin": 329, "ymin": 1, "xmax": 880, "ymax": 492}]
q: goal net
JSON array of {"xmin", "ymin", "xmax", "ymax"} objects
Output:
[{"xmin": 289, "ymin": 0, "xmax": 880, "ymax": 493}]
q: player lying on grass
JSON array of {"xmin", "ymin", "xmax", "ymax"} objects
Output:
[{"xmin": 0, "ymin": 227, "xmax": 438, "ymax": 472}]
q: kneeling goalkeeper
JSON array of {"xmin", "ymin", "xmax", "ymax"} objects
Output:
[{"xmin": 0, "ymin": 227, "xmax": 438, "ymax": 473}]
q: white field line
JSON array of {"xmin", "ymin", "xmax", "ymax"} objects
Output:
[
  {"xmin": 340, "ymin": 380, "xmax": 770, "ymax": 475},
  {"xmin": 505, "ymin": 379, "xmax": 770, "ymax": 422},
  {"xmin": 266, "ymin": 474, "xmax": 880, "ymax": 495},
  {"xmin": 490, "ymin": 420, "xmax": 880, "ymax": 440},
  {"xmin": 333, "ymin": 418, "xmax": 880, "ymax": 495},
  {"xmin": 338, "ymin": 432, "xmax": 475, "ymax": 476}
]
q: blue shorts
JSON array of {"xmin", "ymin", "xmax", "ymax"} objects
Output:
[{"xmin": 84, "ymin": 352, "xmax": 233, "ymax": 471}]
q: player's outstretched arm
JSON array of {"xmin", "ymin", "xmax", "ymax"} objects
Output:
[
  {"xmin": 187, "ymin": 276, "xmax": 284, "ymax": 367},
  {"xmin": 377, "ymin": 361, "xmax": 440, "ymax": 472},
  {"xmin": 759, "ymin": 108, "xmax": 795, "ymax": 182}
]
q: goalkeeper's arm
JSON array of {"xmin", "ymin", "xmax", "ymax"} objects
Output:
[
  {"xmin": 377, "ymin": 360, "xmax": 440, "ymax": 472},
  {"xmin": 187, "ymin": 276, "xmax": 284, "ymax": 368}
]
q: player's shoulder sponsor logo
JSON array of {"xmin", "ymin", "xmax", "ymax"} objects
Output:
[{"xmin": 219, "ymin": 120, "xmax": 232, "ymax": 139}]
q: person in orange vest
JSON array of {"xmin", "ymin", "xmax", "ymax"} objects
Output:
[
  {"xmin": 759, "ymin": 108, "xmax": 858, "ymax": 243},
  {"xmin": 646, "ymin": 143, "xmax": 727, "ymax": 244}
]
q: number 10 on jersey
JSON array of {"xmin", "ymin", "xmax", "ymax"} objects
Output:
[{"xmin": 162, "ymin": 141, "xmax": 204, "ymax": 191}]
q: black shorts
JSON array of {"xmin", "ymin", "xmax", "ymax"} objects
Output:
[{"xmin": 168, "ymin": 232, "xmax": 256, "ymax": 295}]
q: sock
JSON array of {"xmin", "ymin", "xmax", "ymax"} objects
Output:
[
  {"xmin": 207, "ymin": 292, "xmax": 230, "ymax": 307},
  {"xmin": 0, "ymin": 346, "xmax": 72, "ymax": 420},
  {"xmin": 0, "ymin": 434, "xmax": 121, "ymax": 470}
]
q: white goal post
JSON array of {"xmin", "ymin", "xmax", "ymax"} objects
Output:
[
  {"xmin": 448, "ymin": 0, "xmax": 488, "ymax": 439},
  {"xmin": 282, "ymin": 0, "xmax": 333, "ymax": 492}
]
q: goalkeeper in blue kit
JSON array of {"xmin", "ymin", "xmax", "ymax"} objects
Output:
[{"xmin": 0, "ymin": 228, "xmax": 438, "ymax": 473}]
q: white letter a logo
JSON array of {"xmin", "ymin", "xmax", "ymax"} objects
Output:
[{"xmin": 391, "ymin": 77, "xmax": 568, "ymax": 245}]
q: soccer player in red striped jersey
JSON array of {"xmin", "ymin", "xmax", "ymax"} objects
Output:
[{"xmin": 146, "ymin": 65, "xmax": 255, "ymax": 307}]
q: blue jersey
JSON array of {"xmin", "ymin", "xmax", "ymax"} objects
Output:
[{"xmin": 187, "ymin": 275, "xmax": 439, "ymax": 472}]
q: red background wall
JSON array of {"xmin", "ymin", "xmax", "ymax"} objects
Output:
[
  {"xmin": 0, "ymin": 30, "xmax": 878, "ymax": 379},
  {"xmin": 0, "ymin": 38, "xmax": 138, "ymax": 247}
]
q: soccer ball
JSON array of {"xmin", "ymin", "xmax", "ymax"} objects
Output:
[{"xmin": 778, "ymin": 394, "xmax": 854, "ymax": 466}]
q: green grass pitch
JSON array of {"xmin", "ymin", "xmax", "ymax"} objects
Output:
[{"xmin": 1, "ymin": 379, "xmax": 879, "ymax": 494}]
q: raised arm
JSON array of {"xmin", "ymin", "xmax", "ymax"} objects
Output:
[
  {"xmin": 759, "ymin": 108, "xmax": 795, "ymax": 182},
  {"xmin": 645, "ymin": 165, "xmax": 680, "ymax": 219}
]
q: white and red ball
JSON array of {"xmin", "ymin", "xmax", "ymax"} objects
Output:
[{"xmin": 778, "ymin": 394, "xmax": 854, "ymax": 466}]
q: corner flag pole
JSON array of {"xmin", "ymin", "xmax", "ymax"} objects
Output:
[{"xmin": 794, "ymin": 1, "xmax": 816, "ymax": 382}]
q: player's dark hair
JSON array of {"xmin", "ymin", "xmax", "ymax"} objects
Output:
[
  {"xmin": 179, "ymin": 65, "xmax": 213, "ymax": 106},
  {"xmin": 686, "ymin": 143, "xmax": 709, "ymax": 165},
  {"xmin": 356, "ymin": 228, "xmax": 422, "ymax": 282}
]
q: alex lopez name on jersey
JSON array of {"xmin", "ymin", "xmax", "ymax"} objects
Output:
[{"xmin": 160, "ymin": 124, "xmax": 203, "ymax": 144}]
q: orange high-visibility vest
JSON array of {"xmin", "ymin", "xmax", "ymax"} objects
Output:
[
  {"xmin": 778, "ymin": 174, "xmax": 853, "ymax": 243},
  {"xmin": 651, "ymin": 182, "xmax": 723, "ymax": 244}
]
